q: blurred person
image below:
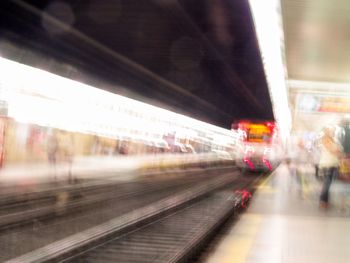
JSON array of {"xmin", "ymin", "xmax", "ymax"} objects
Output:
[
  {"xmin": 58, "ymin": 130, "xmax": 75, "ymax": 183},
  {"xmin": 336, "ymin": 116, "xmax": 350, "ymax": 211},
  {"xmin": 339, "ymin": 115, "xmax": 350, "ymax": 155},
  {"xmin": 285, "ymin": 139, "xmax": 300, "ymax": 188},
  {"xmin": 287, "ymin": 140, "xmax": 310, "ymax": 198},
  {"xmin": 318, "ymin": 126, "xmax": 342, "ymax": 209},
  {"xmin": 295, "ymin": 140, "xmax": 311, "ymax": 197},
  {"xmin": 91, "ymin": 135, "xmax": 101, "ymax": 155},
  {"xmin": 119, "ymin": 141, "xmax": 129, "ymax": 155},
  {"xmin": 312, "ymin": 138, "xmax": 321, "ymax": 180},
  {"xmin": 46, "ymin": 129, "xmax": 58, "ymax": 180}
]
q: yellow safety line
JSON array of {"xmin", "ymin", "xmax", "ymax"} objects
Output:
[
  {"xmin": 206, "ymin": 214, "xmax": 262, "ymax": 263},
  {"xmin": 256, "ymin": 172, "xmax": 275, "ymax": 192}
]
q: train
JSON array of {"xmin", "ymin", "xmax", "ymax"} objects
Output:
[{"xmin": 232, "ymin": 120, "xmax": 283, "ymax": 172}]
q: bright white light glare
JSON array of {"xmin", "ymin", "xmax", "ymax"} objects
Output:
[
  {"xmin": 248, "ymin": 0, "xmax": 291, "ymax": 145},
  {"xmin": 0, "ymin": 57, "xmax": 239, "ymax": 146}
]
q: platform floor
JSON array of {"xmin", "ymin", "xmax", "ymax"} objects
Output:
[
  {"xmin": 0, "ymin": 155, "xmax": 140, "ymax": 186},
  {"xmin": 204, "ymin": 163, "xmax": 350, "ymax": 263}
]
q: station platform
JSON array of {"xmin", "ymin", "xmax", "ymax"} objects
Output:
[
  {"xmin": 0, "ymin": 153, "xmax": 222, "ymax": 192},
  {"xmin": 0, "ymin": 156, "xmax": 140, "ymax": 185},
  {"xmin": 204, "ymin": 163, "xmax": 350, "ymax": 263}
]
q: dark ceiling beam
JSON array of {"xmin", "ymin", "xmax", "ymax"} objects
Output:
[{"xmin": 11, "ymin": 0, "xmax": 232, "ymax": 120}]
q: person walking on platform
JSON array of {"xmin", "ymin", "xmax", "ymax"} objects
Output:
[{"xmin": 319, "ymin": 126, "xmax": 342, "ymax": 209}]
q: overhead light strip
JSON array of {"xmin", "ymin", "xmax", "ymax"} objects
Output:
[{"xmin": 248, "ymin": 0, "xmax": 291, "ymax": 144}]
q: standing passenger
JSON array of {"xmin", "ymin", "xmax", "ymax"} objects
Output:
[{"xmin": 319, "ymin": 126, "xmax": 342, "ymax": 209}]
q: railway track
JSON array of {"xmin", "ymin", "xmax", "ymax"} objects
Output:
[
  {"xmin": 70, "ymin": 191, "xmax": 240, "ymax": 263},
  {"xmin": 6, "ymin": 171, "xmax": 261, "ymax": 263},
  {"xmin": 0, "ymin": 166, "xmax": 236, "ymax": 231}
]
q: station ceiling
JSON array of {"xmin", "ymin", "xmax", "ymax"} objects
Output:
[
  {"xmin": 282, "ymin": 0, "xmax": 350, "ymax": 132},
  {"xmin": 0, "ymin": 0, "xmax": 274, "ymax": 129},
  {"xmin": 283, "ymin": 0, "xmax": 350, "ymax": 83}
]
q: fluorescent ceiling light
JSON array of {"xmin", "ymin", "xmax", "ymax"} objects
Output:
[{"xmin": 249, "ymin": 0, "xmax": 291, "ymax": 144}]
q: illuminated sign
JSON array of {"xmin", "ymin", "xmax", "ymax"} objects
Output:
[
  {"xmin": 247, "ymin": 124, "xmax": 271, "ymax": 142},
  {"xmin": 235, "ymin": 122, "xmax": 275, "ymax": 143},
  {"xmin": 297, "ymin": 94, "xmax": 350, "ymax": 113}
]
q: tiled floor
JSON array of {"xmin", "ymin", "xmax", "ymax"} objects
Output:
[{"xmin": 204, "ymin": 164, "xmax": 350, "ymax": 263}]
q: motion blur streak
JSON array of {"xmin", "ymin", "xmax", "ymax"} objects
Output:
[
  {"xmin": 0, "ymin": 56, "xmax": 233, "ymax": 138},
  {"xmin": 0, "ymin": 56, "xmax": 240, "ymax": 183}
]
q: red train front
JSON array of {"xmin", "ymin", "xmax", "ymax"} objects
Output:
[{"xmin": 232, "ymin": 120, "xmax": 282, "ymax": 173}]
